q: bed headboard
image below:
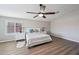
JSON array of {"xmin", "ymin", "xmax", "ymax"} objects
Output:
[{"xmin": 23, "ymin": 27, "xmax": 41, "ymax": 33}]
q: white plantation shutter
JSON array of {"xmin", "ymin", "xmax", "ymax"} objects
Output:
[
  {"xmin": 7, "ymin": 22, "xmax": 22, "ymax": 33},
  {"xmin": 16, "ymin": 23, "xmax": 22, "ymax": 32},
  {"xmin": 7, "ymin": 22, "xmax": 15, "ymax": 33}
]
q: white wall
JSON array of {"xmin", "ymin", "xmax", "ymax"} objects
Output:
[
  {"xmin": 23, "ymin": 19, "xmax": 50, "ymax": 31},
  {"xmin": 51, "ymin": 11, "xmax": 79, "ymax": 43},
  {"xmin": 0, "ymin": 16, "xmax": 50, "ymax": 42}
]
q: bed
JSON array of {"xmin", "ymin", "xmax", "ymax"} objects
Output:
[
  {"xmin": 15, "ymin": 28, "xmax": 52, "ymax": 48},
  {"xmin": 26, "ymin": 32, "xmax": 52, "ymax": 47},
  {"xmin": 25, "ymin": 28, "xmax": 52, "ymax": 47}
]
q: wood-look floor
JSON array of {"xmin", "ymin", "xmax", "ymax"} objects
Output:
[{"xmin": 0, "ymin": 36, "xmax": 79, "ymax": 55}]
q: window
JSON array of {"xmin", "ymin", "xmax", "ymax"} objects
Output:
[
  {"xmin": 7, "ymin": 22, "xmax": 22, "ymax": 33},
  {"xmin": 7, "ymin": 22, "xmax": 15, "ymax": 33}
]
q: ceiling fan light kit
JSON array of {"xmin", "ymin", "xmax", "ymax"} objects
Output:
[
  {"xmin": 39, "ymin": 14, "xmax": 43, "ymax": 17},
  {"xmin": 26, "ymin": 4, "xmax": 59, "ymax": 18}
]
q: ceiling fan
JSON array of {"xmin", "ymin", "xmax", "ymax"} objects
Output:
[{"xmin": 26, "ymin": 4, "xmax": 59, "ymax": 18}]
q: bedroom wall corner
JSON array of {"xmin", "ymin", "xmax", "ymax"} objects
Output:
[{"xmin": 50, "ymin": 11, "xmax": 79, "ymax": 43}]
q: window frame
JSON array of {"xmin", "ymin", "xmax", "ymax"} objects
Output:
[{"xmin": 5, "ymin": 20, "xmax": 23, "ymax": 35}]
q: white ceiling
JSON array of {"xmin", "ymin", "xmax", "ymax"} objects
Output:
[{"xmin": 0, "ymin": 4, "xmax": 79, "ymax": 21}]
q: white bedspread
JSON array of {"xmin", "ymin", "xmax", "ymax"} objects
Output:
[{"xmin": 26, "ymin": 33, "xmax": 52, "ymax": 47}]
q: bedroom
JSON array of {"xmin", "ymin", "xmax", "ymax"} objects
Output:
[{"xmin": 0, "ymin": 4, "xmax": 79, "ymax": 55}]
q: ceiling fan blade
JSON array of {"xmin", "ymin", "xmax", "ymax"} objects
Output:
[
  {"xmin": 42, "ymin": 12, "xmax": 56, "ymax": 14},
  {"xmin": 42, "ymin": 11, "xmax": 59, "ymax": 15},
  {"xmin": 27, "ymin": 12, "xmax": 39, "ymax": 14},
  {"xmin": 33, "ymin": 15, "xmax": 38, "ymax": 18},
  {"xmin": 42, "ymin": 15, "xmax": 46, "ymax": 18}
]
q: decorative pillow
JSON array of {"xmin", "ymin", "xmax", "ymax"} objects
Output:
[
  {"xmin": 24, "ymin": 28, "xmax": 41, "ymax": 33},
  {"xmin": 24, "ymin": 28, "xmax": 32, "ymax": 33},
  {"xmin": 29, "ymin": 29, "xmax": 34, "ymax": 33}
]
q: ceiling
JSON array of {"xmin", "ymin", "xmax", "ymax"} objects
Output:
[{"xmin": 0, "ymin": 4, "xmax": 79, "ymax": 21}]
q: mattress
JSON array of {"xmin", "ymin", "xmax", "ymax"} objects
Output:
[{"xmin": 26, "ymin": 33, "xmax": 49, "ymax": 39}]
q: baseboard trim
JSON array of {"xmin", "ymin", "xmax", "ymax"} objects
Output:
[
  {"xmin": 0, "ymin": 39, "xmax": 15, "ymax": 43},
  {"xmin": 52, "ymin": 34, "xmax": 79, "ymax": 43},
  {"xmin": 0, "ymin": 39, "xmax": 25, "ymax": 43}
]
